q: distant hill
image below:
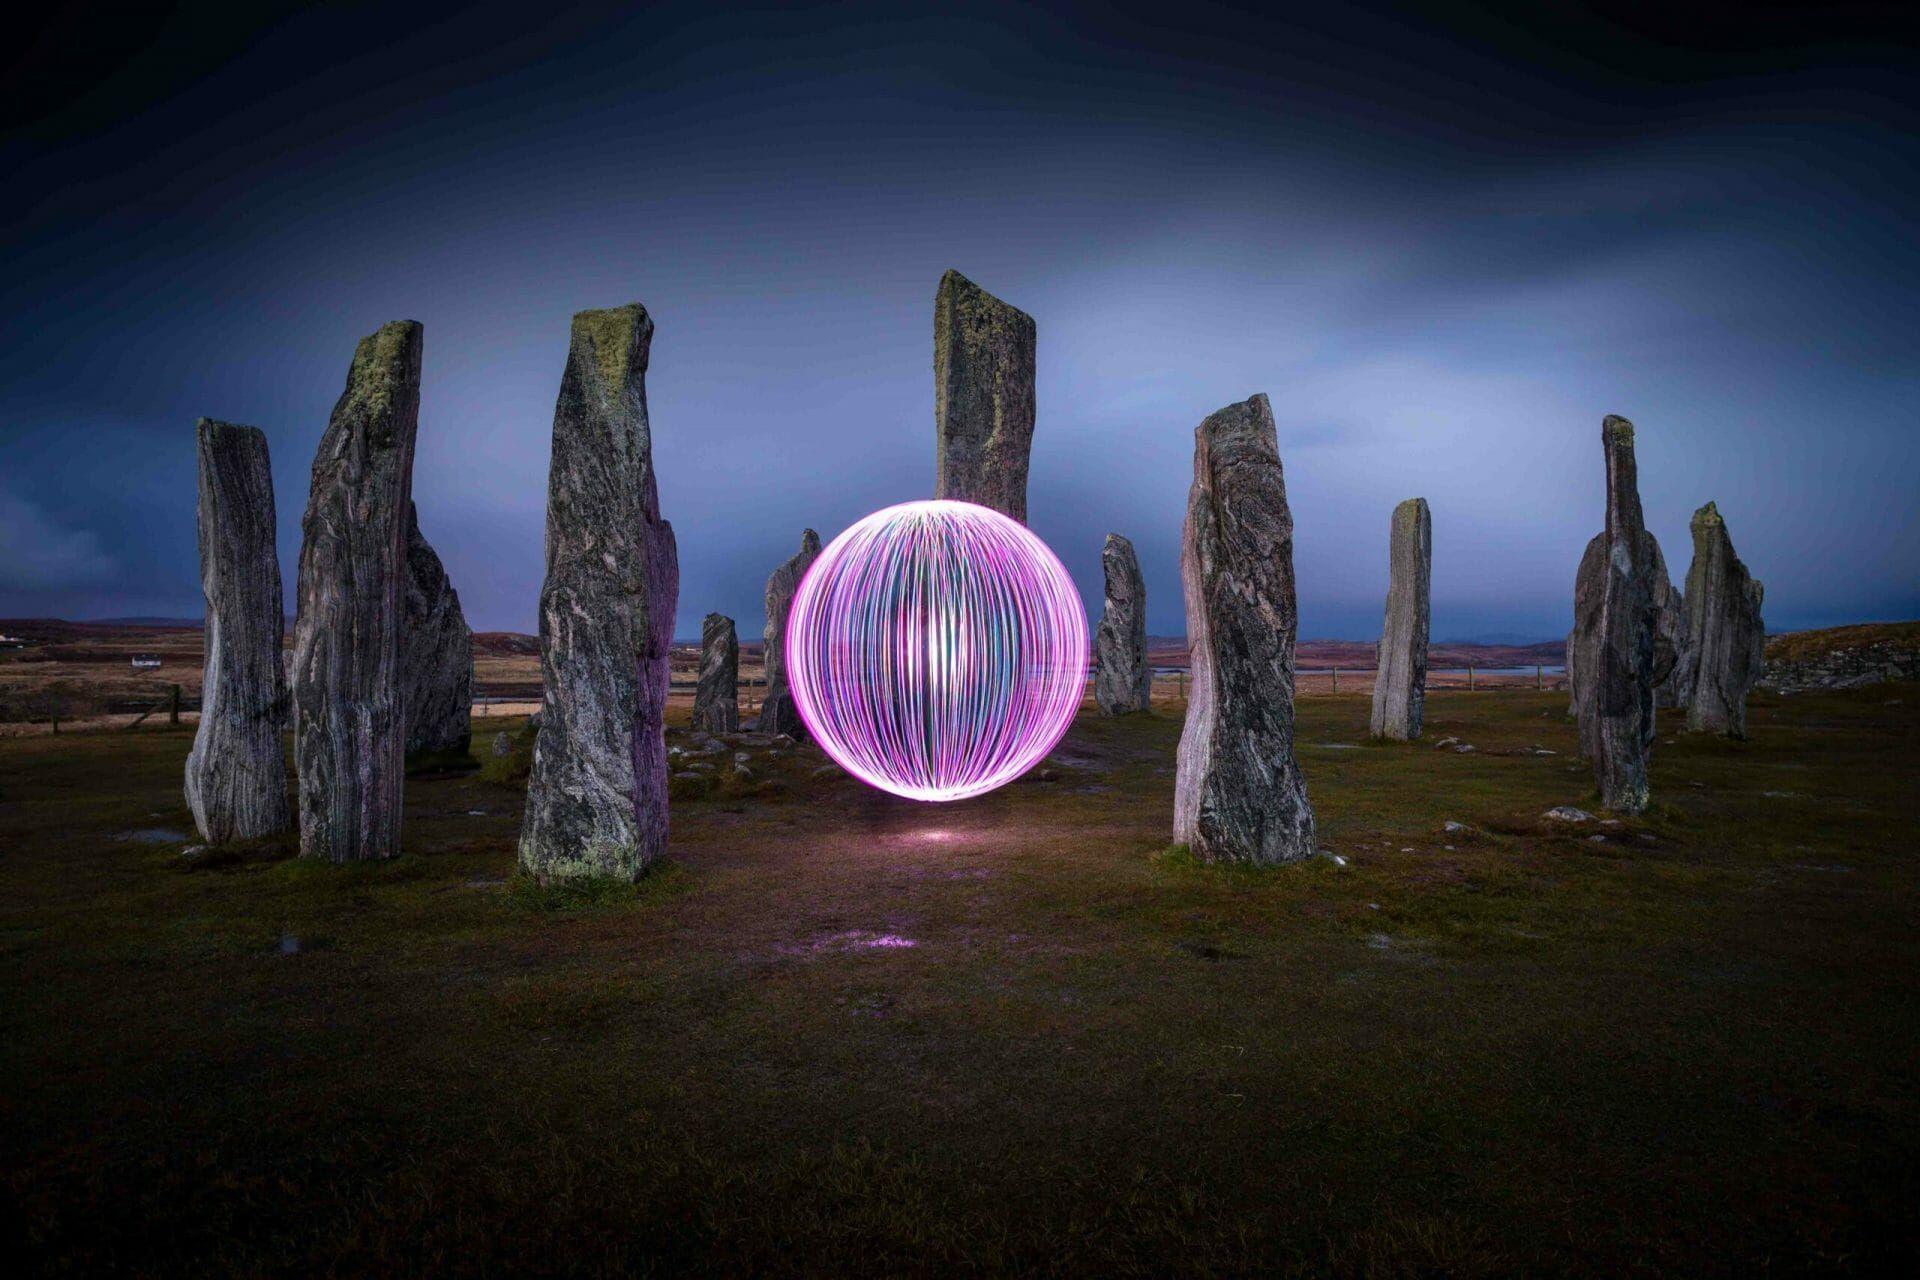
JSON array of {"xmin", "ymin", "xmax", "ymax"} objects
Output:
[{"xmin": 1146, "ymin": 635, "xmax": 1564, "ymax": 669}]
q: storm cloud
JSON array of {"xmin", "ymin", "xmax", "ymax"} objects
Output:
[{"xmin": 4, "ymin": 1, "xmax": 1915, "ymax": 638}]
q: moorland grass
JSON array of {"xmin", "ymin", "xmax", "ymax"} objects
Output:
[{"xmin": 2, "ymin": 685, "xmax": 1917, "ymax": 1275}]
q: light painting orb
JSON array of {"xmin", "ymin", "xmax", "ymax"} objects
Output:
[{"xmin": 787, "ymin": 500, "xmax": 1088, "ymax": 802}]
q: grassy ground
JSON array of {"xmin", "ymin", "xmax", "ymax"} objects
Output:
[{"xmin": 3, "ymin": 685, "xmax": 1917, "ymax": 1276}]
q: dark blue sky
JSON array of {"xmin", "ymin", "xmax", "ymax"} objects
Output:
[{"xmin": 4, "ymin": 1, "xmax": 1915, "ymax": 640}]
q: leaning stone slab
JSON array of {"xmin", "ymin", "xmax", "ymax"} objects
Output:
[
  {"xmin": 755, "ymin": 528, "xmax": 821, "ymax": 739},
  {"xmin": 401, "ymin": 502, "xmax": 473, "ymax": 769},
  {"xmin": 692, "ymin": 612, "xmax": 740, "ymax": 733},
  {"xmin": 1369, "ymin": 498, "xmax": 1431, "ymax": 740},
  {"xmin": 290, "ymin": 321, "xmax": 422, "ymax": 861},
  {"xmin": 185, "ymin": 418, "xmax": 291, "ymax": 844},
  {"xmin": 1173, "ymin": 393, "xmax": 1316, "ymax": 863},
  {"xmin": 934, "ymin": 269, "xmax": 1036, "ymax": 522},
  {"xmin": 1094, "ymin": 533, "xmax": 1151, "ymax": 715},
  {"xmin": 519, "ymin": 304, "xmax": 679, "ymax": 882},
  {"xmin": 1684, "ymin": 501, "xmax": 1766, "ymax": 737}
]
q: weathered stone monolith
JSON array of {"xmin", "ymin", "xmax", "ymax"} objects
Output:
[
  {"xmin": 1570, "ymin": 529, "xmax": 1687, "ymax": 720},
  {"xmin": 756, "ymin": 528, "xmax": 821, "ymax": 739},
  {"xmin": 1094, "ymin": 533, "xmax": 1151, "ymax": 715},
  {"xmin": 1369, "ymin": 498, "xmax": 1431, "ymax": 741},
  {"xmin": 185, "ymin": 418, "xmax": 290, "ymax": 844},
  {"xmin": 1173, "ymin": 394, "xmax": 1316, "ymax": 863},
  {"xmin": 402, "ymin": 502, "xmax": 473, "ymax": 768},
  {"xmin": 1684, "ymin": 501, "xmax": 1766, "ymax": 737},
  {"xmin": 291, "ymin": 321, "xmax": 421, "ymax": 861},
  {"xmin": 934, "ymin": 269, "xmax": 1036, "ymax": 522},
  {"xmin": 519, "ymin": 305, "xmax": 679, "ymax": 882},
  {"xmin": 1576, "ymin": 415, "xmax": 1676, "ymax": 814},
  {"xmin": 693, "ymin": 612, "xmax": 740, "ymax": 733}
]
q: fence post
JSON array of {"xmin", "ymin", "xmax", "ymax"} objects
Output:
[
  {"xmin": 169, "ymin": 683, "xmax": 181, "ymax": 725},
  {"xmin": 1468, "ymin": 663, "xmax": 1476, "ymax": 692},
  {"xmin": 1331, "ymin": 666, "xmax": 1339, "ymax": 694},
  {"xmin": 1535, "ymin": 664, "xmax": 1542, "ymax": 690}
]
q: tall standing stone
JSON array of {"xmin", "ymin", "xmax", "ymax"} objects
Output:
[
  {"xmin": 1173, "ymin": 394, "xmax": 1316, "ymax": 863},
  {"xmin": 756, "ymin": 528, "xmax": 821, "ymax": 739},
  {"xmin": 1570, "ymin": 528, "xmax": 1688, "ymax": 721},
  {"xmin": 291, "ymin": 321, "xmax": 421, "ymax": 862},
  {"xmin": 1684, "ymin": 501, "xmax": 1766, "ymax": 737},
  {"xmin": 401, "ymin": 503, "xmax": 473, "ymax": 767},
  {"xmin": 1369, "ymin": 498, "xmax": 1431, "ymax": 741},
  {"xmin": 519, "ymin": 305, "xmax": 679, "ymax": 882},
  {"xmin": 692, "ymin": 612, "xmax": 740, "ymax": 734},
  {"xmin": 185, "ymin": 418, "xmax": 290, "ymax": 844},
  {"xmin": 1094, "ymin": 533, "xmax": 1151, "ymax": 715},
  {"xmin": 1577, "ymin": 415, "xmax": 1676, "ymax": 814},
  {"xmin": 934, "ymin": 269, "xmax": 1036, "ymax": 522}
]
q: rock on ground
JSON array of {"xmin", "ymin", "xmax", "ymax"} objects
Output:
[
  {"xmin": 933, "ymin": 269, "xmax": 1036, "ymax": 522},
  {"xmin": 519, "ymin": 304, "xmax": 679, "ymax": 882},
  {"xmin": 401, "ymin": 502, "xmax": 473, "ymax": 766},
  {"xmin": 185, "ymin": 418, "xmax": 291, "ymax": 844},
  {"xmin": 1369, "ymin": 497, "xmax": 1431, "ymax": 740},
  {"xmin": 1094, "ymin": 532, "xmax": 1151, "ymax": 715},
  {"xmin": 290, "ymin": 321, "xmax": 421, "ymax": 861},
  {"xmin": 1684, "ymin": 501, "xmax": 1766, "ymax": 737},
  {"xmin": 693, "ymin": 612, "xmax": 740, "ymax": 733},
  {"xmin": 1173, "ymin": 393, "xmax": 1316, "ymax": 864},
  {"xmin": 1575, "ymin": 415, "xmax": 1676, "ymax": 815},
  {"xmin": 756, "ymin": 528, "xmax": 821, "ymax": 738}
]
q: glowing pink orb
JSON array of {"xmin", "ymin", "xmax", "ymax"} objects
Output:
[{"xmin": 787, "ymin": 500, "xmax": 1088, "ymax": 802}]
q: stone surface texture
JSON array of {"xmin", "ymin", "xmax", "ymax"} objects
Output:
[
  {"xmin": 185, "ymin": 418, "xmax": 291, "ymax": 844},
  {"xmin": 518, "ymin": 305, "xmax": 680, "ymax": 882},
  {"xmin": 692, "ymin": 612, "xmax": 740, "ymax": 733},
  {"xmin": 756, "ymin": 528, "xmax": 821, "ymax": 738},
  {"xmin": 934, "ymin": 269, "xmax": 1036, "ymax": 522},
  {"xmin": 1570, "ymin": 529, "xmax": 1687, "ymax": 718},
  {"xmin": 1173, "ymin": 393, "xmax": 1316, "ymax": 864},
  {"xmin": 1369, "ymin": 497, "xmax": 1431, "ymax": 741},
  {"xmin": 1574, "ymin": 415, "xmax": 1676, "ymax": 814},
  {"xmin": 401, "ymin": 502, "xmax": 473, "ymax": 764},
  {"xmin": 1093, "ymin": 533, "xmax": 1151, "ymax": 715},
  {"xmin": 290, "ymin": 321, "xmax": 421, "ymax": 861},
  {"xmin": 1683, "ymin": 501, "xmax": 1766, "ymax": 736}
]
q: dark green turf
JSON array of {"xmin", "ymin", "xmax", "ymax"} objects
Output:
[{"xmin": 3, "ymin": 685, "xmax": 1916, "ymax": 1275}]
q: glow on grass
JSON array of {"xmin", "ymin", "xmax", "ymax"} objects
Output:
[{"xmin": 787, "ymin": 500, "xmax": 1088, "ymax": 802}]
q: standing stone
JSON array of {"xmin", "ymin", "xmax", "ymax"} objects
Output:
[
  {"xmin": 184, "ymin": 419, "xmax": 290, "ymax": 844},
  {"xmin": 692, "ymin": 612, "xmax": 740, "ymax": 734},
  {"xmin": 1369, "ymin": 498, "xmax": 1431, "ymax": 741},
  {"xmin": 1566, "ymin": 532, "xmax": 1604, "ymax": 723},
  {"xmin": 1571, "ymin": 529, "xmax": 1689, "ymax": 719},
  {"xmin": 934, "ymin": 269, "xmax": 1036, "ymax": 522},
  {"xmin": 519, "ymin": 305, "xmax": 679, "ymax": 883},
  {"xmin": 401, "ymin": 502, "xmax": 473, "ymax": 767},
  {"xmin": 1094, "ymin": 533, "xmax": 1151, "ymax": 715},
  {"xmin": 1648, "ymin": 537, "xmax": 1690, "ymax": 711},
  {"xmin": 1173, "ymin": 394, "xmax": 1316, "ymax": 863},
  {"xmin": 756, "ymin": 528, "xmax": 821, "ymax": 738},
  {"xmin": 291, "ymin": 321, "xmax": 421, "ymax": 862},
  {"xmin": 1577, "ymin": 415, "xmax": 1677, "ymax": 814},
  {"xmin": 1684, "ymin": 501, "xmax": 1766, "ymax": 737}
]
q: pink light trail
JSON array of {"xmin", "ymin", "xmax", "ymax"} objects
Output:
[{"xmin": 786, "ymin": 500, "xmax": 1089, "ymax": 802}]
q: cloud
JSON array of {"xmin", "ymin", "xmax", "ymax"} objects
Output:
[{"xmin": 0, "ymin": 490, "xmax": 120, "ymax": 591}]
